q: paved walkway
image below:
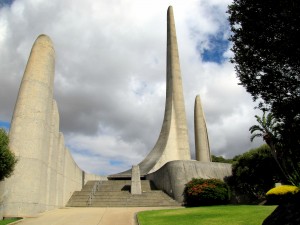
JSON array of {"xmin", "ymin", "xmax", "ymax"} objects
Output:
[{"xmin": 13, "ymin": 207, "xmax": 180, "ymax": 225}]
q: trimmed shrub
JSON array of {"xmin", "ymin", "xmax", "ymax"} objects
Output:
[
  {"xmin": 184, "ymin": 178, "xmax": 230, "ymax": 206},
  {"xmin": 267, "ymin": 185, "xmax": 300, "ymax": 195},
  {"xmin": 266, "ymin": 185, "xmax": 300, "ymax": 205}
]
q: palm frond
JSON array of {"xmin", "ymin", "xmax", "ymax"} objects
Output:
[
  {"xmin": 249, "ymin": 125, "xmax": 264, "ymax": 134},
  {"xmin": 250, "ymin": 133, "xmax": 263, "ymax": 142},
  {"xmin": 250, "ymin": 112, "xmax": 279, "ymax": 142}
]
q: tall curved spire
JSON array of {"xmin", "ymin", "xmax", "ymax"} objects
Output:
[
  {"xmin": 110, "ymin": 6, "xmax": 190, "ymax": 178},
  {"xmin": 194, "ymin": 95, "xmax": 211, "ymax": 162}
]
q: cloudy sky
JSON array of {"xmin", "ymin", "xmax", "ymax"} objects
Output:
[{"xmin": 0, "ymin": 0, "xmax": 263, "ymax": 175}]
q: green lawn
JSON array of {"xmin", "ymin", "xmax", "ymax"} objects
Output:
[
  {"xmin": 137, "ymin": 205, "xmax": 276, "ymax": 225},
  {"xmin": 0, "ymin": 218, "xmax": 21, "ymax": 225}
]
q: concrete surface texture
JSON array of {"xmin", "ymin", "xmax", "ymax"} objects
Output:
[
  {"xmin": 146, "ymin": 160, "xmax": 232, "ymax": 202},
  {"xmin": 67, "ymin": 180, "xmax": 181, "ymax": 207},
  {"xmin": 194, "ymin": 95, "xmax": 211, "ymax": 162},
  {"xmin": 0, "ymin": 5, "xmax": 228, "ymax": 220},
  {"xmin": 131, "ymin": 166, "xmax": 142, "ymax": 195},
  {"xmin": 11, "ymin": 207, "xmax": 178, "ymax": 225},
  {"xmin": 111, "ymin": 6, "xmax": 191, "ymax": 179},
  {"xmin": 0, "ymin": 35, "xmax": 105, "ymax": 218}
]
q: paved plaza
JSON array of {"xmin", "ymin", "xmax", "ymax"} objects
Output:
[{"xmin": 13, "ymin": 207, "xmax": 180, "ymax": 225}]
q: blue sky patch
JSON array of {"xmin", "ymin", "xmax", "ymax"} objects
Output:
[
  {"xmin": 69, "ymin": 147, "xmax": 97, "ymax": 157},
  {"xmin": 200, "ymin": 33, "xmax": 229, "ymax": 64},
  {"xmin": 109, "ymin": 160, "xmax": 123, "ymax": 166},
  {"xmin": 0, "ymin": 0, "xmax": 14, "ymax": 7},
  {"xmin": 0, "ymin": 121, "xmax": 10, "ymax": 130}
]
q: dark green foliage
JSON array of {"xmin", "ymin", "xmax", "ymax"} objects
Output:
[
  {"xmin": 211, "ymin": 155, "xmax": 239, "ymax": 164},
  {"xmin": 0, "ymin": 128, "xmax": 17, "ymax": 181},
  {"xmin": 226, "ymin": 145, "xmax": 285, "ymax": 203},
  {"xmin": 228, "ymin": 0, "xmax": 300, "ymax": 186},
  {"xmin": 228, "ymin": 0, "xmax": 300, "ymax": 114},
  {"xmin": 249, "ymin": 113, "xmax": 290, "ymax": 180},
  {"xmin": 184, "ymin": 178, "xmax": 230, "ymax": 206},
  {"xmin": 266, "ymin": 192, "xmax": 296, "ymax": 206},
  {"xmin": 265, "ymin": 185, "xmax": 300, "ymax": 205},
  {"xmin": 211, "ymin": 155, "xmax": 230, "ymax": 163},
  {"xmin": 249, "ymin": 112, "xmax": 300, "ymax": 186},
  {"xmin": 262, "ymin": 192, "xmax": 300, "ymax": 225}
]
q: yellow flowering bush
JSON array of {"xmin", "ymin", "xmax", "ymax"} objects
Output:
[
  {"xmin": 266, "ymin": 185, "xmax": 300, "ymax": 196},
  {"xmin": 266, "ymin": 185, "xmax": 300, "ymax": 204}
]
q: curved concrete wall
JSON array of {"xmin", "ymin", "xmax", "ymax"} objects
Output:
[
  {"xmin": 146, "ymin": 160, "xmax": 232, "ymax": 202},
  {"xmin": 0, "ymin": 35, "xmax": 105, "ymax": 218}
]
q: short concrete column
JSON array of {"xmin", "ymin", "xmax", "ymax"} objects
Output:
[{"xmin": 131, "ymin": 165, "xmax": 142, "ymax": 195}]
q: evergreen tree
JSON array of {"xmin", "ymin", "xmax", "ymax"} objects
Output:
[
  {"xmin": 227, "ymin": 145, "xmax": 285, "ymax": 203},
  {"xmin": 228, "ymin": 0, "xmax": 300, "ymax": 185}
]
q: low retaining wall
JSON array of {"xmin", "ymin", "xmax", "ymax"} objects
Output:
[
  {"xmin": 146, "ymin": 160, "xmax": 232, "ymax": 202},
  {"xmin": 0, "ymin": 142, "xmax": 106, "ymax": 219}
]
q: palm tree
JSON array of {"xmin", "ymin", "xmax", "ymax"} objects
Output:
[
  {"xmin": 249, "ymin": 112, "xmax": 280, "ymax": 149},
  {"xmin": 249, "ymin": 112, "xmax": 290, "ymax": 183}
]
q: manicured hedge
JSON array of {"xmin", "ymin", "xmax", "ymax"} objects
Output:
[{"xmin": 184, "ymin": 178, "xmax": 230, "ymax": 206}]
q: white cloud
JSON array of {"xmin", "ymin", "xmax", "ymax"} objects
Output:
[{"xmin": 0, "ymin": 0, "xmax": 263, "ymax": 175}]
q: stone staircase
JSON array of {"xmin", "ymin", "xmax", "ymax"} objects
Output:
[{"xmin": 67, "ymin": 180, "xmax": 181, "ymax": 207}]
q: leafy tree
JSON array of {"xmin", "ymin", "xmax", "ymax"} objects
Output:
[
  {"xmin": 228, "ymin": 0, "xmax": 300, "ymax": 185},
  {"xmin": 228, "ymin": 0, "xmax": 300, "ymax": 115},
  {"xmin": 0, "ymin": 128, "xmax": 17, "ymax": 181},
  {"xmin": 226, "ymin": 145, "xmax": 286, "ymax": 203},
  {"xmin": 250, "ymin": 113, "xmax": 300, "ymax": 185},
  {"xmin": 249, "ymin": 112, "xmax": 287, "ymax": 176},
  {"xmin": 211, "ymin": 155, "xmax": 239, "ymax": 164}
]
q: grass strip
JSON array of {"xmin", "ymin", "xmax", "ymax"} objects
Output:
[
  {"xmin": 0, "ymin": 218, "xmax": 21, "ymax": 225},
  {"xmin": 137, "ymin": 205, "xmax": 276, "ymax": 225}
]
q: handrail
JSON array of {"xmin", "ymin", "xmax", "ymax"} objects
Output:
[{"xmin": 87, "ymin": 180, "xmax": 102, "ymax": 206}]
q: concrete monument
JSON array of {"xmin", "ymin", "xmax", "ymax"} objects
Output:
[
  {"xmin": 138, "ymin": 7, "xmax": 231, "ymax": 203},
  {"xmin": 0, "ymin": 6, "xmax": 233, "ymax": 215},
  {"xmin": 0, "ymin": 35, "xmax": 104, "ymax": 218},
  {"xmin": 110, "ymin": 6, "xmax": 191, "ymax": 178}
]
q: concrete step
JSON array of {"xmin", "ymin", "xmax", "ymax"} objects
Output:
[
  {"xmin": 66, "ymin": 181, "xmax": 99, "ymax": 206},
  {"xmin": 91, "ymin": 200, "xmax": 179, "ymax": 205},
  {"xmin": 67, "ymin": 180, "xmax": 181, "ymax": 207},
  {"xmin": 71, "ymin": 191, "xmax": 91, "ymax": 196}
]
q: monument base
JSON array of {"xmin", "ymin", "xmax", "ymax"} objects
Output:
[{"xmin": 146, "ymin": 160, "xmax": 232, "ymax": 202}]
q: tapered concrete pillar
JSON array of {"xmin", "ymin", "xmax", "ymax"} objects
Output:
[
  {"xmin": 145, "ymin": 5, "xmax": 191, "ymax": 172},
  {"xmin": 131, "ymin": 165, "xmax": 142, "ymax": 195},
  {"xmin": 194, "ymin": 95, "xmax": 211, "ymax": 162},
  {"xmin": 3, "ymin": 34, "xmax": 55, "ymax": 216},
  {"xmin": 110, "ymin": 6, "xmax": 190, "ymax": 178}
]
